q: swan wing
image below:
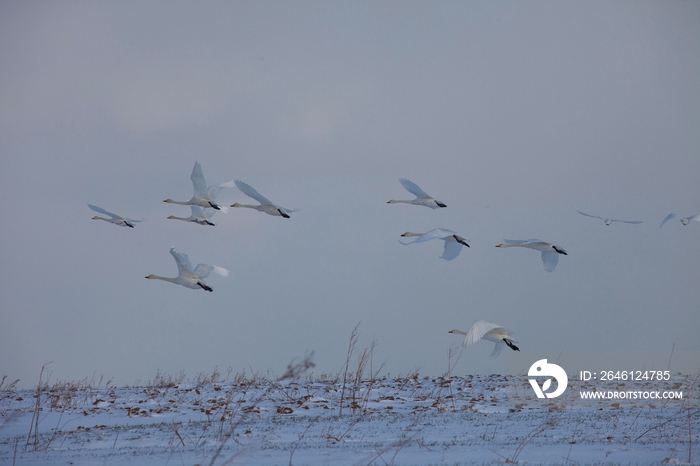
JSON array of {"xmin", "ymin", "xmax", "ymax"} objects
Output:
[
  {"xmin": 201, "ymin": 207, "xmax": 217, "ymax": 219},
  {"xmin": 194, "ymin": 264, "xmax": 229, "ymax": 279},
  {"xmin": 615, "ymin": 219, "xmax": 643, "ymax": 224},
  {"xmin": 235, "ymin": 180, "xmax": 274, "ymax": 206},
  {"xmin": 524, "ymin": 239, "xmax": 548, "ymax": 245},
  {"xmin": 527, "ymin": 241, "xmax": 554, "ymax": 251},
  {"xmin": 502, "ymin": 239, "xmax": 531, "ymax": 245},
  {"xmin": 190, "ymin": 162, "xmax": 209, "ymax": 198},
  {"xmin": 660, "ymin": 213, "xmax": 678, "ymax": 228},
  {"xmin": 191, "ymin": 205, "xmax": 217, "ymax": 219},
  {"xmin": 577, "ymin": 210, "xmax": 603, "ymax": 220},
  {"xmin": 579, "ymin": 211, "xmax": 642, "ymax": 224},
  {"xmin": 441, "ymin": 240, "xmax": 463, "ymax": 261},
  {"xmin": 88, "ymin": 204, "xmax": 119, "ymax": 219},
  {"xmin": 170, "ymin": 248, "xmax": 195, "ymax": 275},
  {"xmin": 463, "ymin": 320, "xmax": 502, "ymax": 347},
  {"xmin": 212, "ymin": 265, "xmax": 229, "ymax": 277},
  {"xmin": 502, "ymin": 239, "xmax": 546, "ymax": 250},
  {"xmin": 541, "ymin": 250, "xmax": 559, "ymax": 272},
  {"xmin": 399, "ymin": 178, "xmax": 431, "ymax": 198},
  {"xmin": 490, "ymin": 341, "xmax": 505, "ymax": 358},
  {"xmin": 409, "ymin": 229, "xmax": 455, "ymax": 244},
  {"xmin": 207, "ymin": 180, "xmax": 235, "ymax": 200},
  {"xmin": 687, "ymin": 215, "xmax": 700, "ymax": 223}
]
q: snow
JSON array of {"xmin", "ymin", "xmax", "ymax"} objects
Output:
[{"xmin": 1, "ymin": 374, "xmax": 697, "ymax": 465}]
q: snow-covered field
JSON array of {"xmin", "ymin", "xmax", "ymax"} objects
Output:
[{"xmin": 1, "ymin": 373, "xmax": 698, "ymax": 465}]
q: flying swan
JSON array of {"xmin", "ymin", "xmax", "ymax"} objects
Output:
[
  {"xmin": 448, "ymin": 320, "xmax": 520, "ymax": 357},
  {"xmin": 145, "ymin": 248, "xmax": 229, "ymax": 292},
  {"xmin": 577, "ymin": 210, "xmax": 642, "ymax": 226},
  {"xmin": 496, "ymin": 239, "xmax": 567, "ymax": 272},
  {"xmin": 387, "ymin": 178, "xmax": 446, "ymax": 209},
  {"xmin": 231, "ymin": 180, "xmax": 298, "ymax": 218},
  {"xmin": 164, "ymin": 161, "xmax": 234, "ymax": 211},
  {"xmin": 167, "ymin": 205, "xmax": 217, "ymax": 226},
  {"xmin": 400, "ymin": 229, "xmax": 470, "ymax": 261},
  {"xmin": 659, "ymin": 213, "xmax": 700, "ymax": 228},
  {"xmin": 88, "ymin": 204, "xmax": 142, "ymax": 228}
]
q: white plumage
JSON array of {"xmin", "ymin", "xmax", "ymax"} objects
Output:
[
  {"xmin": 660, "ymin": 213, "xmax": 700, "ymax": 228},
  {"xmin": 164, "ymin": 161, "xmax": 234, "ymax": 211},
  {"xmin": 146, "ymin": 248, "xmax": 229, "ymax": 292},
  {"xmin": 448, "ymin": 320, "xmax": 520, "ymax": 357},
  {"xmin": 167, "ymin": 205, "xmax": 217, "ymax": 226},
  {"xmin": 387, "ymin": 178, "xmax": 446, "ymax": 209},
  {"xmin": 496, "ymin": 239, "xmax": 567, "ymax": 272},
  {"xmin": 231, "ymin": 180, "xmax": 298, "ymax": 218},
  {"xmin": 577, "ymin": 210, "xmax": 642, "ymax": 226},
  {"xmin": 400, "ymin": 229, "xmax": 469, "ymax": 261},
  {"xmin": 88, "ymin": 204, "xmax": 142, "ymax": 228}
]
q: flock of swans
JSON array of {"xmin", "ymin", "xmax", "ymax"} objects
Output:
[{"xmin": 89, "ymin": 162, "xmax": 697, "ymax": 357}]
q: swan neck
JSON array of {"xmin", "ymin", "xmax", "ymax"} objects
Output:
[{"xmin": 147, "ymin": 275, "xmax": 177, "ymax": 283}]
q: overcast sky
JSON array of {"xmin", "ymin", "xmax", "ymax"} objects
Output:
[{"xmin": 1, "ymin": 1, "xmax": 699, "ymax": 388}]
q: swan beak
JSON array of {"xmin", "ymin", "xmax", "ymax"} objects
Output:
[
  {"xmin": 448, "ymin": 329, "xmax": 455, "ymax": 334},
  {"xmin": 495, "ymin": 244, "xmax": 502, "ymax": 248}
]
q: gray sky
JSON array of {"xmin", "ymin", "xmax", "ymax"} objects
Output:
[{"xmin": 2, "ymin": 1, "xmax": 699, "ymax": 388}]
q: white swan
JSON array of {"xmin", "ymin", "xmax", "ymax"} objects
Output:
[
  {"xmin": 167, "ymin": 205, "xmax": 217, "ymax": 226},
  {"xmin": 577, "ymin": 210, "xmax": 642, "ymax": 226},
  {"xmin": 164, "ymin": 162, "xmax": 234, "ymax": 211},
  {"xmin": 448, "ymin": 320, "xmax": 520, "ymax": 357},
  {"xmin": 146, "ymin": 248, "xmax": 229, "ymax": 292},
  {"xmin": 495, "ymin": 239, "xmax": 567, "ymax": 272},
  {"xmin": 400, "ymin": 229, "xmax": 470, "ymax": 261},
  {"xmin": 387, "ymin": 178, "xmax": 446, "ymax": 209},
  {"xmin": 88, "ymin": 204, "xmax": 142, "ymax": 228},
  {"xmin": 231, "ymin": 180, "xmax": 298, "ymax": 218},
  {"xmin": 660, "ymin": 213, "xmax": 700, "ymax": 228}
]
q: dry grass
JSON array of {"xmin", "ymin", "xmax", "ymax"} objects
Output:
[
  {"xmin": 338, "ymin": 323, "xmax": 387, "ymax": 416},
  {"xmin": 6, "ymin": 330, "xmax": 699, "ymax": 465},
  {"xmin": 0, "ymin": 375, "xmax": 20, "ymax": 423}
]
